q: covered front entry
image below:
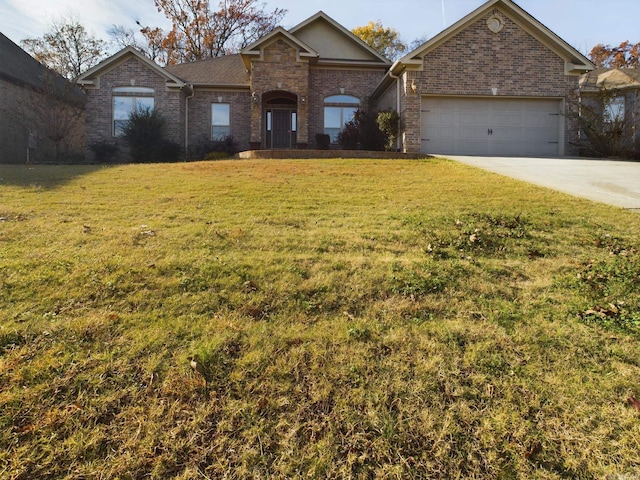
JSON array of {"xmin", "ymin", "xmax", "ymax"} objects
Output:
[
  {"xmin": 420, "ymin": 97, "xmax": 562, "ymax": 156},
  {"xmin": 264, "ymin": 91, "xmax": 297, "ymax": 149}
]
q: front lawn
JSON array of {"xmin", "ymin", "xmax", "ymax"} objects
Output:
[{"xmin": 1, "ymin": 159, "xmax": 639, "ymax": 478}]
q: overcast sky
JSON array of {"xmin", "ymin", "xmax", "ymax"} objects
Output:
[{"xmin": 0, "ymin": 0, "xmax": 637, "ymax": 56}]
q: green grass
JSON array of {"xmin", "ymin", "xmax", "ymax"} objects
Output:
[{"xmin": 1, "ymin": 158, "xmax": 639, "ymax": 479}]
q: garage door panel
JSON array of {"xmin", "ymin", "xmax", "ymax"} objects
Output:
[{"xmin": 420, "ymin": 97, "xmax": 560, "ymax": 156}]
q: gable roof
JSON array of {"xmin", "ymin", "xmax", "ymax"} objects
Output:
[
  {"xmin": 165, "ymin": 54, "xmax": 249, "ymax": 87},
  {"xmin": 289, "ymin": 11, "xmax": 391, "ymax": 66},
  {"xmin": 397, "ymin": 0, "xmax": 593, "ymax": 74},
  {"xmin": 240, "ymin": 26, "xmax": 319, "ymax": 71},
  {"xmin": 0, "ymin": 32, "xmax": 84, "ymax": 102},
  {"xmin": 580, "ymin": 68, "xmax": 640, "ymax": 91},
  {"xmin": 76, "ymin": 46, "xmax": 188, "ymax": 90}
]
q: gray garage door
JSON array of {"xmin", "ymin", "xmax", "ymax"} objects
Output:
[{"xmin": 421, "ymin": 97, "xmax": 561, "ymax": 156}]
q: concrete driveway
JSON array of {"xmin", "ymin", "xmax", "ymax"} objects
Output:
[{"xmin": 444, "ymin": 156, "xmax": 640, "ymax": 211}]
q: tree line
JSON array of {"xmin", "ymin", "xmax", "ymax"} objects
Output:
[{"xmin": 19, "ymin": 0, "xmax": 639, "ymax": 82}]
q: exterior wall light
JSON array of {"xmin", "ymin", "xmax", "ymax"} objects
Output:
[
  {"xmin": 300, "ymin": 96, "xmax": 307, "ymax": 103},
  {"xmin": 252, "ymin": 92, "xmax": 259, "ymax": 103}
]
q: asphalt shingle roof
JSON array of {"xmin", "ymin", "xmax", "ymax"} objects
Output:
[
  {"xmin": 165, "ymin": 54, "xmax": 249, "ymax": 86},
  {"xmin": 0, "ymin": 32, "xmax": 84, "ymax": 102}
]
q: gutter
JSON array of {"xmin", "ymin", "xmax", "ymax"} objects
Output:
[
  {"xmin": 184, "ymin": 84, "xmax": 195, "ymax": 160},
  {"xmin": 387, "ymin": 61, "xmax": 403, "ymax": 151}
]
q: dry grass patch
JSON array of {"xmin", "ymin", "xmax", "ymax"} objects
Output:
[{"xmin": 1, "ymin": 159, "xmax": 640, "ymax": 478}]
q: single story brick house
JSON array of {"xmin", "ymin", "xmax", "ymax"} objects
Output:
[
  {"xmin": 0, "ymin": 33, "xmax": 85, "ymax": 163},
  {"xmin": 76, "ymin": 0, "xmax": 593, "ymax": 160}
]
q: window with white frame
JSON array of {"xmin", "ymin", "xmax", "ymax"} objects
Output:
[
  {"xmin": 211, "ymin": 103, "xmax": 230, "ymax": 139},
  {"xmin": 324, "ymin": 95, "xmax": 360, "ymax": 141},
  {"xmin": 113, "ymin": 87, "xmax": 154, "ymax": 136}
]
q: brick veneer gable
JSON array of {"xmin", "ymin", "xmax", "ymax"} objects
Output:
[
  {"xmin": 249, "ymin": 40, "xmax": 311, "ymax": 146},
  {"xmin": 400, "ymin": 11, "xmax": 581, "ymax": 153},
  {"xmin": 83, "ymin": 57, "xmax": 185, "ymax": 160}
]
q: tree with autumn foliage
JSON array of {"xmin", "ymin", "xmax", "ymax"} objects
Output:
[
  {"xmin": 138, "ymin": 0, "xmax": 286, "ymax": 65},
  {"xmin": 352, "ymin": 20, "xmax": 407, "ymax": 61},
  {"xmin": 589, "ymin": 41, "xmax": 640, "ymax": 68}
]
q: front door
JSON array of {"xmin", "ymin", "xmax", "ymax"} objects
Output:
[
  {"xmin": 267, "ymin": 109, "xmax": 297, "ymax": 149},
  {"xmin": 272, "ymin": 110, "xmax": 292, "ymax": 149}
]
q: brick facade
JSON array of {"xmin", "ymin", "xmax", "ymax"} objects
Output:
[
  {"xmin": 0, "ymin": 79, "xmax": 84, "ymax": 163},
  {"xmin": 398, "ymin": 11, "xmax": 582, "ymax": 153},
  {"xmin": 187, "ymin": 89, "xmax": 252, "ymax": 153},
  {"xmin": 76, "ymin": 6, "xmax": 590, "ymax": 160},
  {"xmin": 83, "ymin": 57, "xmax": 186, "ymax": 161},
  {"xmin": 308, "ymin": 67, "xmax": 387, "ymax": 148},
  {"xmin": 248, "ymin": 39, "xmax": 311, "ymax": 147}
]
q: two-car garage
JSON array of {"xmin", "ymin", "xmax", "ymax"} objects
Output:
[{"xmin": 420, "ymin": 97, "xmax": 563, "ymax": 157}]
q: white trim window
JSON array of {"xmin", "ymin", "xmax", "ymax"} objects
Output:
[
  {"xmin": 212, "ymin": 103, "xmax": 231, "ymax": 139},
  {"xmin": 113, "ymin": 87, "xmax": 154, "ymax": 137},
  {"xmin": 324, "ymin": 95, "xmax": 360, "ymax": 141}
]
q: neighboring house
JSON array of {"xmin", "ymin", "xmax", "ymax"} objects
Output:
[
  {"xmin": 0, "ymin": 32, "xmax": 85, "ymax": 163},
  {"xmin": 579, "ymin": 68, "xmax": 639, "ymax": 146},
  {"xmin": 76, "ymin": 0, "xmax": 593, "ymax": 160}
]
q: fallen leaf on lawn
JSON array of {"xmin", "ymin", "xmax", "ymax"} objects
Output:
[
  {"xmin": 627, "ymin": 396, "xmax": 640, "ymax": 411},
  {"xmin": 524, "ymin": 442, "xmax": 542, "ymax": 459}
]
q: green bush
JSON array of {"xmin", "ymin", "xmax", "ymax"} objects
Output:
[
  {"xmin": 315, "ymin": 133, "xmax": 331, "ymax": 150},
  {"xmin": 89, "ymin": 141, "xmax": 119, "ymax": 163},
  {"xmin": 337, "ymin": 109, "xmax": 386, "ymax": 151},
  {"xmin": 123, "ymin": 107, "xmax": 181, "ymax": 163},
  {"xmin": 377, "ymin": 110, "xmax": 400, "ymax": 151},
  {"xmin": 190, "ymin": 135, "xmax": 239, "ymax": 160}
]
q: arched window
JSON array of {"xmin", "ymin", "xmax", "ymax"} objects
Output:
[
  {"xmin": 112, "ymin": 87, "xmax": 155, "ymax": 136},
  {"xmin": 324, "ymin": 95, "xmax": 360, "ymax": 142}
]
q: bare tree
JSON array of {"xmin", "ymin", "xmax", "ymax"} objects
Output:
[
  {"xmin": 14, "ymin": 70, "xmax": 86, "ymax": 162},
  {"xmin": 577, "ymin": 87, "xmax": 638, "ymax": 159},
  {"xmin": 21, "ymin": 16, "xmax": 107, "ymax": 80}
]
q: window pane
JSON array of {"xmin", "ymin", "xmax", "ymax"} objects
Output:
[
  {"xmin": 212, "ymin": 103, "xmax": 230, "ymax": 126},
  {"xmin": 212, "ymin": 126, "xmax": 230, "ymax": 139},
  {"xmin": 113, "ymin": 97, "xmax": 133, "ymax": 120},
  {"xmin": 135, "ymin": 97, "xmax": 154, "ymax": 113},
  {"xmin": 325, "ymin": 95, "xmax": 360, "ymax": 104},
  {"xmin": 114, "ymin": 120, "xmax": 128, "ymax": 137},
  {"xmin": 324, "ymin": 107, "xmax": 342, "ymax": 128},
  {"xmin": 324, "ymin": 127, "xmax": 341, "ymax": 142},
  {"xmin": 266, "ymin": 111, "xmax": 272, "ymax": 131},
  {"xmin": 344, "ymin": 107, "xmax": 357, "ymax": 125},
  {"xmin": 291, "ymin": 112, "xmax": 297, "ymax": 132},
  {"xmin": 113, "ymin": 96, "xmax": 155, "ymax": 136},
  {"xmin": 113, "ymin": 86, "xmax": 154, "ymax": 94},
  {"xmin": 606, "ymin": 97, "xmax": 625, "ymax": 122}
]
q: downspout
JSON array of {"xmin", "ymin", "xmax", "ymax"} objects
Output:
[
  {"xmin": 387, "ymin": 61, "xmax": 402, "ymax": 151},
  {"xmin": 184, "ymin": 84, "xmax": 195, "ymax": 160}
]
